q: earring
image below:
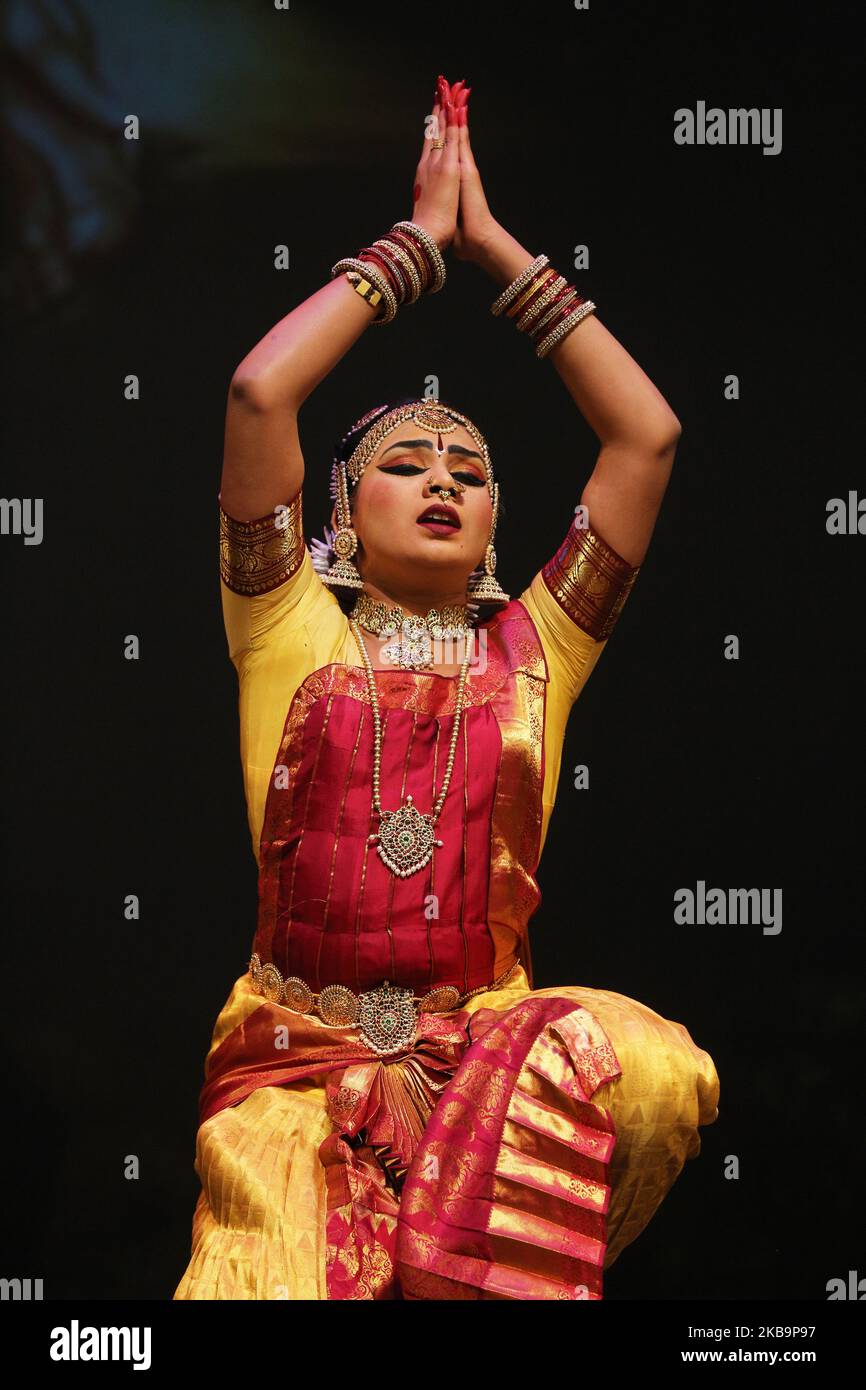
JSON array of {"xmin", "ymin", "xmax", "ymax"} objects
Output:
[
  {"xmin": 322, "ymin": 460, "xmax": 364, "ymax": 591},
  {"xmin": 466, "ymin": 481, "xmax": 510, "ymax": 608}
]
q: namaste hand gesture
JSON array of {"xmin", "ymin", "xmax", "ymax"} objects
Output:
[{"xmin": 412, "ymin": 75, "xmax": 500, "ymax": 264}]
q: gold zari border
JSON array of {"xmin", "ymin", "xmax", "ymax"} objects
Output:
[
  {"xmin": 219, "ymin": 490, "xmax": 306, "ymax": 596},
  {"xmin": 541, "ymin": 521, "xmax": 641, "ymax": 642}
]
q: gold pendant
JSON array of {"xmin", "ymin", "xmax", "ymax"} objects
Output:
[
  {"xmin": 358, "ymin": 980, "xmax": 418, "ymax": 1056},
  {"xmin": 368, "ymin": 793, "xmax": 443, "ymax": 877}
]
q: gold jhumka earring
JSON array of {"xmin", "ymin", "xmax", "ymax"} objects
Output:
[
  {"xmin": 465, "ymin": 479, "xmax": 509, "ymax": 607},
  {"xmin": 321, "ymin": 457, "xmax": 364, "ymax": 592}
]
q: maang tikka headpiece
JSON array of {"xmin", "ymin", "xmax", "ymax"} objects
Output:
[{"xmin": 308, "ymin": 399, "xmax": 510, "ymax": 615}]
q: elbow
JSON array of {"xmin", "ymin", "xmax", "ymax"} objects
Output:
[
  {"xmin": 228, "ymin": 370, "xmax": 300, "ymax": 415},
  {"xmin": 229, "ymin": 372, "xmax": 270, "ymax": 412},
  {"xmin": 651, "ymin": 413, "xmax": 683, "ymax": 457},
  {"xmin": 644, "ymin": 411, "xmax": 683, "ymax": 461},
  {"xmin": 608, "ymin": 413, "xmax": 683, "ymax": 461}
]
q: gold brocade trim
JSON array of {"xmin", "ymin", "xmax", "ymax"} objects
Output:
[
  {"xmin": 485, "ymin": 666, "xmax": 547, "ymax": 984},
  {"xmin": 218, "ymin": 489, "xmax": 306, "ymax": 596},
  {"xmin": 541, "ymin": 520, "xmax": 641, "ymax": 642}
]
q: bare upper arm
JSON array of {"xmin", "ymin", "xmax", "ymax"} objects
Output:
[
  {"xmin": 579, "ymin": 435, "xmax": 679, "ymax": 568},
  {"xmin": 218, "ymin": 377, "xmax": 306, "ymax": 522}
]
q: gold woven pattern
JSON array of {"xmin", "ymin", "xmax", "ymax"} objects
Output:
[
  {"xmin": 541, "ymin": 521, "xmax": 641, "ymax": 642},
  {"xmin": 219, "ymin": 490, "xmax": 306, "ymax": 596}
]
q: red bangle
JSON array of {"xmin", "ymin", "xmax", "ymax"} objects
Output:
[
  {"xmin": 515, "ymin": 278, "xmax": 571, "ymax": 335},
  {"xmin": 357, "ymin": 249, "xmax": 402, "ymax": 299},
  {"xmin": 525, "ymin": 282, "xmax": 582, "ymax": 330},
  {"xmin": 508, "ymin": 266, "xmax": 561, "ymax": 321},
  {"xmin": 528, "ymin": 291, "xmax": 587, "ymax": 343},
  {"xmin": 388, "ymin": 228, "xmax": 432, "ymax": 289},
  {"xmin": 369, "ymin": 240, "xmax": 415, "ymax": 301},
  {"xmin": 506, "ymin": 267, "xmax": 557, "ymax": 320},
  {"xmin": 385, "ymin": 230, "xmax": 435, "ymax": 295}
]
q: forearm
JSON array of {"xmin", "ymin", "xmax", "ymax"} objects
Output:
[
  {"xmin": 475, "ymin": 224, "xmax": 681, "ymax": 451},
  {"xmin": 220, "ymin": 197, "xmax": 450, "ymax": 518},
  {"xmin": 230, "ymin": 273, "xmax": 378, "ymax": 413}
]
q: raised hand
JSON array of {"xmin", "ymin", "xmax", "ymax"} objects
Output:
[
  {"xmin": 410, "ymin": 75, "xmax": 461, "ymax": 251},
  {"xmin": 449, "ymin": 81, "xmax": 500, "ymax": 264}
]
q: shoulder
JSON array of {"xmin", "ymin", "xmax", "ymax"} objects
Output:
[
  {"xmin": 516, "ymin": 515, "xmax": 642, "ymax": 706},
  {"xmin": 218, "ymin": 485, "xmax": 342, "ymax": 663}
]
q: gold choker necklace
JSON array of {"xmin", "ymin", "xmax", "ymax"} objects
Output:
[{"xmin": 350, "ymin": 590, "xmax": 474, "ymax": 672}]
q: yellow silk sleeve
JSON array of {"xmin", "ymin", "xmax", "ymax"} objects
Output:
[
  {"xmin": 218, "ymin": 486, "xmax": 328, "ymax": 664},
  {"xmin": 520, "ymin": 512, "xmax": 642, "ymax": 700}
]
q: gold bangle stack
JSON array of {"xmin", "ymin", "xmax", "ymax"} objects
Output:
[
  {"xmin": 332, "ymin": 220, "xmax": 446, "ymax": 326},
  {"xmin": 491, "ymin": 252, "xmax": 597, "ymax": 358}
]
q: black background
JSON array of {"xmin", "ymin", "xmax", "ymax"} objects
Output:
[{"xmin": 1, "ymin": 0, "xmax": 863, "ymax": 1302}]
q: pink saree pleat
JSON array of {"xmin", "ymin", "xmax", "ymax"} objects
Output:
[{"xmin": 393, "ymin": 994, "xmax": 622, "ymax": 1299}]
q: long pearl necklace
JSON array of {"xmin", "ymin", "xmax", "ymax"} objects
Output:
[{"xmin": 349, "ymin": 616, "xmax": 473, "ymax": 878}]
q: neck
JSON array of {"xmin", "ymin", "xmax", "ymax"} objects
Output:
[{"xmin": 358, "ymin": 577, "xmax": 469, "ymax": 616}]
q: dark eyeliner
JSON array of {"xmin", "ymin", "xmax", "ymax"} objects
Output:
[{"xmin": 380, "ymin": 463, "xmax": 485, "ymax": 486}]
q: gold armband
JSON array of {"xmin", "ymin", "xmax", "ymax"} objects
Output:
[
  {"xmin": 541, "ymin": 519, "xmax": 641, "ymax": 642},
  {"xmin": 218, "ymin": 489, "xmax": 306, "ymax": 596}
]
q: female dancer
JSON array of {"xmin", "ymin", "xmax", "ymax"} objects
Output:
[{"xmin": 174, "ymin": 77, "xmax": 719, "ymax": 1301}]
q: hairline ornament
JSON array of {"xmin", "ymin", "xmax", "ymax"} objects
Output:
[
  {"xmin": 315, "ymin": 398, "xmax": 510, "ymax": 618},
  {"xmin": 332, "ymin": 399, "xmax": 495, "ymax": 503}
]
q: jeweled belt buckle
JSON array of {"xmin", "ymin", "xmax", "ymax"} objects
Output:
[
  {"xmin": 358, "ymin": 979, "xmax": 418, "ymax": 1058},
  {"xmin": 249, "ymin": 954, "xmax": 472, "ymax": 1058}
]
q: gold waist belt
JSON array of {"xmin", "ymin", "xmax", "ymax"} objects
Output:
[{"xmin": 248, "ymin": 953, "xmax": 520, "ymax": 1058}]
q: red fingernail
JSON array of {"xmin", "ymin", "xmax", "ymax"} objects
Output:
[{"xmin": 459, "ymin": 105, "xmax": 466, "ymax": 126}]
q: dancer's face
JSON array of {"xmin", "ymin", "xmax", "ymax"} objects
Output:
[{"xmin": 331, "ymin": 424, "xmax": 494, "ymax": 598}]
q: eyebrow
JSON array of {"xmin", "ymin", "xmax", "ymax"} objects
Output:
[{"xmin": 379, "ymin": 438, "xmax": 484, "ymax": 468}]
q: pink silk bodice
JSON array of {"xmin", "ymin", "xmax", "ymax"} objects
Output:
[{"xmin": 218, "ymin": 485, "xmax": 641, "ymax": 995}]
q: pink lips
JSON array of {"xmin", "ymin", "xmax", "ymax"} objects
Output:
[{"xmin": 417, "ymin": 503, "xmax": 461, "ymax": 530}]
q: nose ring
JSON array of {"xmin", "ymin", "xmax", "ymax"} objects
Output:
[{"xmin": 431, "ymin": 481, "xmax": 465, "ymax": 501}]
